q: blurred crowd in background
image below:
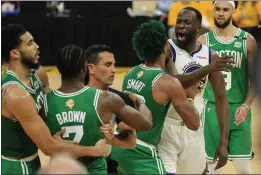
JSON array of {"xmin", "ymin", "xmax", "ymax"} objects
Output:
[{"xmin": 2, "ymin": 1, "xmax": 261, "ymax": 41}]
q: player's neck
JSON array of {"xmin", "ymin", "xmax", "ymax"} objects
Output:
[
  {"xmin": 59, "ymin": 78, "xmax": 85, "ymax": 93},
  {"xmin": 8, "ymin": 61, "xmax": 30, "ymax": 83},
  {"xmin": 145, "ymin": 55, "xmax": 165, "ymax": 70},
  {"xmin": 215, "ymin": 23, "xmax": 237, "ymax": 37},
  {"xmin": 88, "ymin": 77, "xmax": 108, "ymax": 90},
  {"xmin": 180, "ymin": 41, "xmax": 198, "ymax": 54}
]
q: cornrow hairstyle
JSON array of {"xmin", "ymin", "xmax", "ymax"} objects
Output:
[
  {"xmin": 132, "ymin": 20, "xmax": 168, "ymax": 62},
  {"xmin": 84, "ymin": 44, "xmax": 113, "ymax": 65},
  {"xmin": 56, "ymin": 44, "xmax": 86, "ymax": 78},
  {"xmin": 1, "ymin": 24, "xmax": 27, "ymax": 63}
]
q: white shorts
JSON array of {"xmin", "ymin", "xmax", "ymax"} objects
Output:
[{"xmin": 158, "ymin": 94, "xmax": 206, "ymax": 174}]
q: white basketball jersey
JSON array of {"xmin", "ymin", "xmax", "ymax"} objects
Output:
[{"xmin": 167, "ymin": 39, "xmax": 212, "ymax": 120}]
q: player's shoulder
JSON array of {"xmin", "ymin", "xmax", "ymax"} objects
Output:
[
  {"xmin": 198, "ymin": 32, "xmax": 209, "ymax": 45},
  {"xmin": 156, "ymin": 74, "xmax": 182, "ymax": 89},
  {"xmin": 239, "ymin": 28, "xmax": 257, "ymax": 51},
  {"xmin": 2, "ymin": 84, "xmax": 31, "ymax": 105}
]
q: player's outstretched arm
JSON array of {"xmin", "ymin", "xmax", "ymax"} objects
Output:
[
  {"xmin": 2, "ymin": 85, "xmax": 108, "ymax": 157},
  {"xmin": 166, "ymin": 42, "xmax": 233, "ymax": 88},
  {"xmin": 157, "ymin": 75, "xmax": 200, "ymax": 130},
  {"xmin": 209, "ymin": 53, "xmax": 229, "ymax": 145},
  {"xmin": 209, "ymin": 52, "xmax": 229, "ymax": 169},
  {"xmin": 99, "ymin": 91, "xmax": 152, "ymax": 131}
]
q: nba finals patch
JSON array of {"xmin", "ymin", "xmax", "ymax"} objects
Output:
[
  {"xmin": 65, "ymin": 99, "xmax": 75, "ymax": 109},
  {"xmin": 137, "ymin": 71, "xmax": 144, "ymax": 79}
]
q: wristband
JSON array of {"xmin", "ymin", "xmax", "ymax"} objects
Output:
[{"xmin": 242, "ymin": 103, "xmax": 250, "ymax": 111}]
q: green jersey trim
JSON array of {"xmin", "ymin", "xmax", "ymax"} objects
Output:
[
  {"xmin": 1, "ymin": 81, "xmax": 26, "ymax": 90},
  {"xmin": 139, "ymin": 64, "xmax": 162, "ymax": 71},
  {"xmin": 5, "ymin": 70, "xmax": 36, "ymax": 94},
  {"xmin": 213, "ymin": 28, "xmax": 241, "ymax": 45},
  {"xmin": 152, "ymin": 73, "xmax": 164, "ymax": 86},
  {"xmin": 53, "ymin": 86, "xmax": 89, "ymax": 97},
  {"xmin": 34, "ymin": 72, "xmax": 43, "ymax": 89},
  {"xmin": 243, "ymin": 32, "xmax": 248, "ymax": 57},
  {"xmin": 205, "ymin": 33, "xmax": 209, "ymax": 47},
  {"xmin": 93, "ymin": 89, "xmax": 104, "ymax": 125},
  {"xmin": 43, "ymin": 94, "xmax": 48, "ymax": 117}
]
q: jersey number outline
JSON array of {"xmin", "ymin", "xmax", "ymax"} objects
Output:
[
  {"xmin": 222, "ymin": 71, "xmax": 231, "ymax": 90},
  {"xmin": 61, "ymin": 125, "xmax": 83, "ymax": 143}
]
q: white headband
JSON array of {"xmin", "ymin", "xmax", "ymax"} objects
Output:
[{"xmin": 214, "ymin": 1, "xmax": 235, "ymax": 9}]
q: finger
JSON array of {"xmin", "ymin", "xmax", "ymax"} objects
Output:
[
  {"xmin": 220, "ymin": 57, "xmax": 234, "ymax": 63},
  {"xmin": 213, "ymin": 151, "xmax": 219, "ymax": 162},
  {"xmin": 220, "ymin": 68, "xmax": 231, "ymax": 72},
  {"xmin": 69, "ymin": 140, "xmax": 79, "ymax": 145},
  {"xmin": 100, "ymin": 127, "xmax": 112, "ymax": 132},
  {"xmin": 100, "ymin": 124, "xmax": 112, "ymax": 129},
  {"xmin": 220, "ymin": 56, "xmax": 234, "ymax": 59},
  {"xmin": 235, "ymin": 108, "xmax": 241, "ymax": 118},
  {"xmin": 110, "ymin": 129, "xmax": 115, "ymax": 134},
  {"xmin": 55, "ymin": 128, "xmax": 66, "ymax": 136},
  {"xmin": 235, "ymin": 115, "xmax": 246, "ymax": 125},
  {"xmin": 215, "ymin": 160, "xmax": 223, "ymax": 170},
  {"xmin": 215, "ymin": 158, "xmax": 227, "ymax": 170}
]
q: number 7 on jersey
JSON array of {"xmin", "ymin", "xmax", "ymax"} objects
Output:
[{"xmin": 62, "ymin": 125, "xmax": 84, "ymax": 143}]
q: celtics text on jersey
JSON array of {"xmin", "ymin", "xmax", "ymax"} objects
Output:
[{"xmin": 203, "ymin": 29, "xmax": 248, "ymax": 103}]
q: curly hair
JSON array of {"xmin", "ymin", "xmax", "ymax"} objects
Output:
[{"xmin": 132, "ymin": 20, "xmax": 168, "ymax": 62}]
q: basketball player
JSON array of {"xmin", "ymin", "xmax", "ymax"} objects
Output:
[
  {"xmin": 158, "ymin": 7, "xmax": 231, "ymax": 174},
  {"xmin": 113, "ymin": 20, "xmax": 201, "ymax": 174},
  {"xmin": 198, "ymin": 1, "xmax": 257, "ymax": 174},
  {"xmin": 44, "ymin": 44, "xmax": 152, "ymax": 174},
  {"xmin": 1, "ymin": 24, "xmax": 117, "ymax": 174}
]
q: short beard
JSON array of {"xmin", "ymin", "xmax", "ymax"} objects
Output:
[
  {"xmin": 21, "ymin": 57, "xmax": 40, "ymax": 69},
  {"xmin": 214, "ymin": 16, "xmax": 232, "ymax": 28},
  {"xmin": 175, "ymin": 31, "xmax": 197, "ymax": 49}
]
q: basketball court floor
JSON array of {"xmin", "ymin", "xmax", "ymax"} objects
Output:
[{"xmin": 39, "ymin": 66, "xmax": 261, "ymax": 173}]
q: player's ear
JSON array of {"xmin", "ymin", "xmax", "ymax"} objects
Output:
[
  {"xmin": 232, "ymin": 8, "xmax": 236, "ymax": 15},
  {"xmin": 197, "ymin": 24, "xmax": 201, "ymax": 34},
  {"xmin": 87, "ymin": 63, "xmax": 95, "ymax": 75},
  {"xmin": 10, "ymin": 49, "xmax": 20, "ymax": 60}
]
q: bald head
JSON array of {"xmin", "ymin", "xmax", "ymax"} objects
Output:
[{"xmin": 37, "ymin": 153, "xmax": 88, "ymax": 174}]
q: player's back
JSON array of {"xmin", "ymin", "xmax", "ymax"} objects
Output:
[
  {"xmin": 203, "ymin": 29, "xmax": 249, "ymax": 103},
  {"xmin": 122, "ymin": 64, "xmax": 170, "ymax": 146},
  {"xmin": 44, "ymin": 86, "xmax": 106, "ymax": 170},
  {"xmin": 1, "ymin": 69, "xmax": 44, "ymax": 159}
]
